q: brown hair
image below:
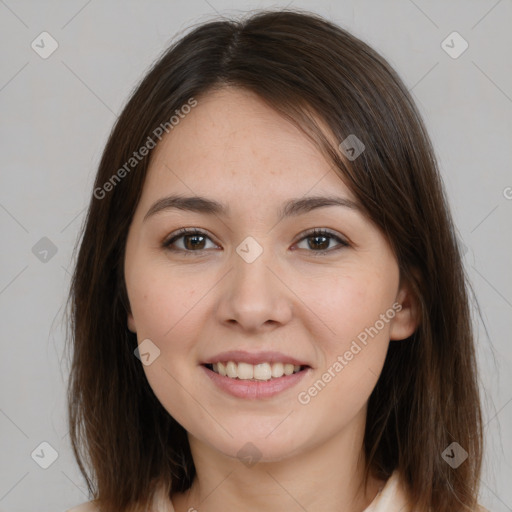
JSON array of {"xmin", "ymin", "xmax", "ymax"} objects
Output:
[{"xmin": 66, "ymin": 8, "xmax": 484, "ymax": 512}]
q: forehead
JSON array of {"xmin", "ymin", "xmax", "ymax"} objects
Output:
[{"xmin": 141, "ymin": 87, "xmax": 356, "ymax": 206}]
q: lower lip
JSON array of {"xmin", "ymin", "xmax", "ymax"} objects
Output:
[{"xmin": 201, "ymin": 365, "xmax": 310, "ymax": 399}]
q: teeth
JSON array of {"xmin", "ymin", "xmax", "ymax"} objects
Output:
[
  {"xmin": 218, "ymin": 362, "xmax": 226, "ymax": 376},
  {"xmin": 210, "ymin": 361, "xmax": 303, "ymax": 380},
  {"xmin": 226, "ymin": 361, "xmax": 237, "ymax": 378},
  {"xmin": 271, "ymin": 362, "xmax": 284, "ymax": 378},
  {"xmin": 238, "ymin": 362, "xmax": 254, "ymax": 379},
  {"xmin": 254, "ymin": 363, "xmax": 271, "ymax": 380}
]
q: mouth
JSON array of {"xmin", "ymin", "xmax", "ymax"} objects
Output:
[
  {"xmin": 201, "ymin": 361, "xmax": 311, "ymax": 399},
  {"xmin": 203, "ymin": 361, "xmax": 309, "ymax": 381}
]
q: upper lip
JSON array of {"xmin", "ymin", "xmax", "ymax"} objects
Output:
[{"xmin": 201, "ymin": 350, "xmax": 311, "ymax": 367}]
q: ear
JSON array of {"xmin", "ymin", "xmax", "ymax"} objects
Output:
[
  {"xmin": 127, "ymin": 312, "xmax": 137, "ymax": 333},
  {"xmin": 389, "ymin": 273, "xmax": 421, "ymax": 341}
]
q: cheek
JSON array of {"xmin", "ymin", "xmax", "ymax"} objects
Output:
[
  {"xmin": 297, "ymin": 269, "xmax": 397, "ymax": 350},
  {"xmin": 126, "ymin": 262, "xmax": 209, "ymax": 422},
  {"xmin": 127, "ymin": 258, "xmax": 204, "ymax": 340},
  {"xmin": 296, "ymin": 268, "xmax": 398, "ymax": 411}
]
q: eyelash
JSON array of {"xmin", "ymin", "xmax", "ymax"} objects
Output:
[{"xmin": 162, "ymin": 228, "xmax": 349, "ymax": 257}]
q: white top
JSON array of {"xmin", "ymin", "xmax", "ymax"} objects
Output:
[{"xmin": 66, "ymin": 469, "xmax": 489, "ymax": 512}]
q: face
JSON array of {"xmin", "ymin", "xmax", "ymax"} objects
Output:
[{"xmin": 124, "ymin": 87, "xmax": 417, "ymax": 462}]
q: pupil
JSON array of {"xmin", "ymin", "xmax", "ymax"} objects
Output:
[
  {"xmin": 310, "ymin": 235, "xmax": 328, "ymax": 250},
  {"xmin": 185, "ymin": 235, "xmax": 205, "ymax": 250}
]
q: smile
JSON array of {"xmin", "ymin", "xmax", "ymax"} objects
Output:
[
  {"xmin": 205, "ymin": 361, "xmax": 305, "ymax": 381},
  {"xmin": 201, "ymin": 362, "xmax": 311, "ymax": 399}
]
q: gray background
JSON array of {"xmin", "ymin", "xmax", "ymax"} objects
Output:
[{"xmin": 0, "ymin": 0, "xmax": 510, "ymax": 511}]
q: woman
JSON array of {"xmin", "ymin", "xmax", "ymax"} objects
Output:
[{"xmin": 66, "ymin": 9, "xmax": 487, "ymax": 512}]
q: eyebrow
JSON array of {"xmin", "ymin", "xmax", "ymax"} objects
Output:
[{"xmin": 143, "ymin": 194, "xmax": 361, "ymax": 222}]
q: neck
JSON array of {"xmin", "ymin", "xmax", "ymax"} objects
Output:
[{"xmin": 171, "ymin": 411, "xmax": 384, "ymax": 512}]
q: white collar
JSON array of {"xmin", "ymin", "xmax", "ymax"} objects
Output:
[
  {"xmin": 151, "ymin": 469, "xmax": 407, "ymax": 512},
  {"xmin": 362, "ymin": 470, "xmax": 409, "ymax": 511}
]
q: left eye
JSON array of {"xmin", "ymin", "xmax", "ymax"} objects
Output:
[{"xmin": 294, "ymin": 229, "xmax": 347, "ymax": 253}]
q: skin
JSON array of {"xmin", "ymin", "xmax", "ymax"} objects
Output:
[{"xmin": 124, "ymin": 86, "xmax": 419, "ymax": 512}]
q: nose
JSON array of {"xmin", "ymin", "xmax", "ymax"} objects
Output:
[{"xmin": 215, "ymin": 242, "xmax": 293, "ymax": 333}]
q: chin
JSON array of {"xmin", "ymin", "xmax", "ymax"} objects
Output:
[{"xmin": 202, "ymin": 428, "xmax": 307, "ymax": 465}]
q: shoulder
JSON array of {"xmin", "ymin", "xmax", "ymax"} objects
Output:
[
  {"xmin": 368, "ymin": 470, "xmax": 490, "ymax": 512},
  {"xmin": 66, "ymin": 486, "xmax": 176, "ymax": 512}
]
